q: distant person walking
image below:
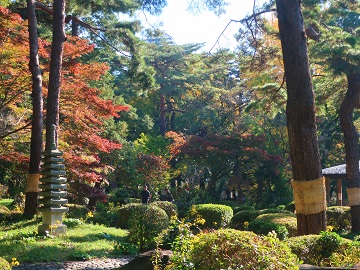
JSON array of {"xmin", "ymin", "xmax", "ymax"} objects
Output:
[{"xmin": 141, "ymin": 185, "xmax": 151, "ymax": 204}]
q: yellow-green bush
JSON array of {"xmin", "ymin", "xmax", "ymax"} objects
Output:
[
  {"xmin": 251, "ymin": 213, "xmax": 297, "ymax": 237},
  {"xmin": 230, "ymin": 209, "xmax": 260, "ymax": 229},
  {"xmin": 0, "ymin": 257, "xmax": 10, "ymax": 270},
  {"xmin": 179, "ymin": 229, "xmax": 300, "ymax": 270},
  {"xmin": 128, "ymin": 204, "xmax": 170, "ymax": 251},
  {"xmin": 190, "ymin": 204, "xmax": 233, "ymax": 229},
  {"xmin": 116, "ymin": 203, "xmax": 141, "ymax": 229},
  {"xmin": 286, "ymin": 231, "xmax": 359, "ymax": 267},
  {"xmin": 0, "ymin": 206, "xmax": 10, "ymax": 223},
  {"xmin": 64, "ymin": 204, "xmax": 90, "ymax": 219},
  {"xmin": 152, "ymin": 201, "xmax": 178, "ymax": 218},
  {"xmin": 326, "ymin": 206, "xmax": 351, "ymax": 233}
]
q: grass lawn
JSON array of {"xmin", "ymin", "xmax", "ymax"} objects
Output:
[
  {"xmin": 0, "ymin": 216, "xmax": 129, "ymax": 263},
  {"xmin": 0, "ymin": 199, "xmax": 13, "ymax": 208}
]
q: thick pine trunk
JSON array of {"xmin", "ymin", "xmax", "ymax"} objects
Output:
[
  {"xmin": 46, "ymin": 0, "xmax": 66, "ymax": 148},
  {"xmin": 339, "ymin": 72, "xmax": 360, "ymax": 233},
  {"xmin": 275, "ymin": 0, "xmax": 326, "ymax": 234},
  {"xmin": 24, "ymin": 0, "xmax": 44, "ymax": 218}
]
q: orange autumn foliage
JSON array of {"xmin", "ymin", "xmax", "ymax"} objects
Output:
[{"xmin": 0, "ymin": 7, "xmax": 128, "ymax": 184}]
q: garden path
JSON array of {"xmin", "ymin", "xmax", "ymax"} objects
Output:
[{"xmin": 11, "ymin": 256, "xmax": 135, "ymax": 270}]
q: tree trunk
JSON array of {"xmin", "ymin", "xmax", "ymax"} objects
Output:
[
  {"xmin": 46, "ymin": 0, "xmax": 66, "ymax": 149},
  {"xmin": 275, "ymin": 0, "xmax": 326, "ymax": 235},
  {"xmin": 24, "ymin": 0, "xmax": 44, "ymax": 218},
  {"xmin": 159, "ymin": 92, "xmax": 166, "ymax": 136},
  {"xmin": 71, "ymin": 17, "xmax": 78, "ymax": 36},
  {"xmin": 339, "ymin": 72, "xmax": 360, "ymax": 233}
]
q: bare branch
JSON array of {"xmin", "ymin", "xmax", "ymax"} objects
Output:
[{"xmin": 208, "ymin": 8, "xmax": 276, "ymax": 53}]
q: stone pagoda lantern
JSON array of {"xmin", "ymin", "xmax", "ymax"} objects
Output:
[{"xmin": 38, "ymin": 125, "xmax": 68, "ymax": 235}]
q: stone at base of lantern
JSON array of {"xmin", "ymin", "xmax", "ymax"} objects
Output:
[
  {"xmin": 37, "ymin": 210, "xmax": 67, "ymax": 235},
  {"xmin": 38, "ymin": 223, "xmax": 67, "ymax": 235}
]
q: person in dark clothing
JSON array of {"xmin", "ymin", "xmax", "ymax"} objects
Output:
[{"xmin": 141, "ymin": 185, "xmax": 151, "ymax": 204}]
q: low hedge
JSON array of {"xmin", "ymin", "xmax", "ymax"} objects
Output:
[{"xmin": 190, "ymin": 204, "xmax": 233, "ymax": 229}]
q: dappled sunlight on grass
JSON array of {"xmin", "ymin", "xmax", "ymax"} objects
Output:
[{"xmin": 0, "ymin": 218, "xmax": 129, "ymax": 263}]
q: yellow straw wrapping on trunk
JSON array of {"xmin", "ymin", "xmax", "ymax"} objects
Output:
[
  {"xmin": 291, "ymin": 177, "xmax": 326, "ymax": 215},
  {"xmin": 347, "ymin": 188, "xmax": 360, "ymax": 206},
  {"xmin": 25, "ymin": 174, "xmax": 40, "ymax": 193}
]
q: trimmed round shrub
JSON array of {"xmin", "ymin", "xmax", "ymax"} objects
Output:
[
  {"xmin": 230, "ymin": 209, "xmax": 260, "ymax": 229},
  {"xmin": 0, "ymin": 206, "xmax": 10, "ymax": 222},
  {"xmin": 65, "ymin": 204, "xmax": 90, "ymax": 219},
  {"xmin": 0, "ymin": 257, "xmax": 10, "ymax": 270},
  {"xmin": 128, "ymin": 204, "xmax": 170, "ymax": 251},
  {"xmin": 188, "ymin": 229, "xmax": 300, "ymax": 270},
  {"xmin": 286, "ymin": 231, "xmax": 346, "ymax": 267},
  {"xmin": 93, "ymin": 202, "xmax": 120, "ymax": 227},
  {"xmin": 191, "ymin": 204, "xmax": 233, "ymax": 229},
  {"xmin": 286, "ymin": 234, "xmax": 321, "ymax": 265},
  {"xmin": 232, "ymin": 204, "xmax": 255, "ymax": 214},
  {"xmin": 116, "ymin": 203, "xmax": 141, "ymax": 229},
  {"xmin": 326, "ymin": 206, "xmax": 351, "ymax": 232},
  {"xmin": 152, "ymin": 201, "xmax": 178, "ymax": 218},
  {"xmin": 253, "ymin": 213, "xmax": 297, "ymax": 237},
  {"xmin": 248, "ymin": 218, "xmax": 289, "ymax": 240}
]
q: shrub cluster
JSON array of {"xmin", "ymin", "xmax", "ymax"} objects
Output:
[
  {"xmin": 151, "ymin": 201, "xmax": 178, "ymax": 218},
  {"xmin": 65, "ymin": 204, "xmax": 90, "ymax": 219},
  {"xmin": 286, "ymin": 231, "xmax": 360, "ymax": 267},
  {"xmin": 189, "ymin": 204, "xmax": 233, "ymax": 229},
  {"xmin": 0, "ymin": 257, "xmax": 10, "ymax": 270},
  {"xmin": 167, "ymin": 229, "xmax": 300, "ymax": 270},
  {"xmin": 249, "ymin": 213, "xmax": 297, "ymax": 238},
  {"xmin": 326, "ymin": 206, "xmax": 351, "ymax": 232},
  {"xmin": 128, "ymin": 204, "xmax": 170, "ymax": 251},
  {"xmin": 116, "ymin": 203, "xmax": 142, "ymax": 229},
  {"xmin": 0, "ymin": 206, "xmax": 23, "ymax": 223}
]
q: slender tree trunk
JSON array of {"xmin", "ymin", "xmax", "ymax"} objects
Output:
[
  {"xmin": 46, "ymin": 0, "xmax": 66, "ymax": 149},
  {"xmin": 159, "ymin": 92, "xmax": 166, "ymax": 136},
  {"xmin": 339, "ymin": 72, "xmax": 360, "ymax": 233},
  {"xmin": 71, "ymin": 18, "xmax": 78, "ymax": 36},
  {"xmin": 275, "ymin": 0, "xmax": 326, "ymax": 235},
  {"xmin": 24, "ymin": 0, "xmax": 43, "ymax": 218}
]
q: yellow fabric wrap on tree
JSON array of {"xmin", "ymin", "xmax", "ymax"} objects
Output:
[
  {"xmin": 25, "ymin": 174, "xmax": 40, "ymax": 193},
  {"xmin": 347, "ymin": 188, "xmax": 360, "ymax": 206},
  {"xmin": 291, "ymin": 177, "xmax": 326, "ymax": 215}
]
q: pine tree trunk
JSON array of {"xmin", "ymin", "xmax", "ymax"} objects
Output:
[
  {"xmin": 275, "ymin": 0, "xmax": 326, "ymax": 234},
  {"xmin": 46, "ymin": 0, "xmax": 66, "ymax": 148},
  {"xmin": 339, "ymin": 72, "xmax": 360, "ymax": 233},
  {"xmin": 159, "ymin": 92, "xmax": 166, "ymax": 136},
  {"xmin": 24, "ymin": 0, "xmax": 43, "ymax": 218}
]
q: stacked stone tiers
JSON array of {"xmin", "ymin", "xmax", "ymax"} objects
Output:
[{"xmin": 38, "ymin": 144, "xmax": 68, "ymax": 235}]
